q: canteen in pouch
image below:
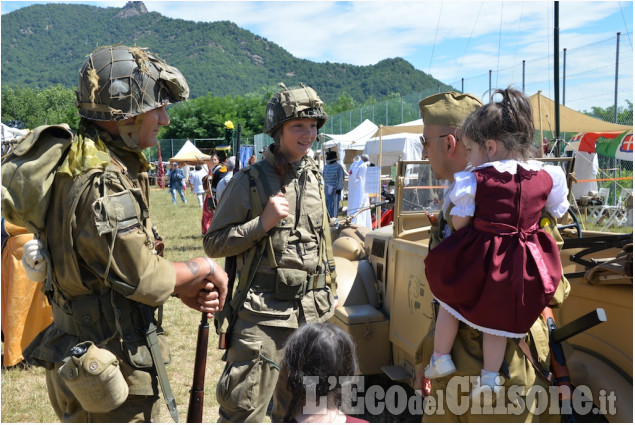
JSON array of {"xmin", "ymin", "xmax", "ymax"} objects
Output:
[{"xmin": 58, "ymin": 341, "xmax": 129, "ymax": 413}]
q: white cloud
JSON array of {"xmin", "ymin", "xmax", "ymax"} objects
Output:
[{"xmin": 2, "ymin": 0, "xmax": 632, "ymax": 110}]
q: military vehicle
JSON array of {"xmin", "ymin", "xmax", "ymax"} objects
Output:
[{"xmin": 328, "ymin": 158, "xmax": 632, "ymax": 422}]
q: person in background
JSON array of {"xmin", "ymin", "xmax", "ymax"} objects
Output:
[
  {"xmin": 211, "ymin": 152, "xmax": 230, "ymax": 200},
  {"xmin": 20, "ymin": 45, "xmax": 228, "ymax": 422},
  {"xmin": 189, "ymin": 164, "xmax": 207, "ymax": 208},
  {"xmin": 202, "ymin": 154, "xmax": 220, "ymax": 235},
  {"xmin": 347, "ymin": 155, "xmax": 371, "ymax": 227},
  {"xmin": 204, "ymin": 83, "xmax": 336, "ymax": 422},
  {"xmin": 248, "ymin": 154, "xmax": 257, "ymax": 165},
  {"xmin": 322, "ymin": 150, "xmax": 347, "ymax": 218},
  {"xmin": 276, "ymin": 322, "xmax": 367, "ymax": 423},
  {"xmin": 168, "ymin": 162, "xmax": 187, "ymax": 204},
  {"xmin": 215, "ymin": 156, "xmax": 236, "ymax": 205}
]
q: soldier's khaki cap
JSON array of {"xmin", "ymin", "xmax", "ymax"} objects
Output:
[{"xmin": 419, "ymin": 92, "xmax": 482, "ymax": 128}]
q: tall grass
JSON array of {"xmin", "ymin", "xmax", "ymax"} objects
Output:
[{"xmin": 2, "ymin": 187, "xmax": 229, "ymax": 423}]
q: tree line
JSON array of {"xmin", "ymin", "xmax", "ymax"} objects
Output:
[
  {"xmin": 2, "ymin": 85, "xmax": 632, "ymax": 143},
  {"xmin": 0, "ymin": 85, "xmax": 376, "ymax": 141}
]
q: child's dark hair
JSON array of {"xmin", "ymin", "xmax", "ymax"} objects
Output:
[
  {"xmin": 280, "ymin": 322, "xmax": 359, "ymax": 420},
  {"xmin": 461, "ymin": 87, "xmax": 535, "ymax": 160}
]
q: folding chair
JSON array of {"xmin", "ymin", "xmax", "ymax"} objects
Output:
[
  {"xmin": 586, "ymin": 187, "xmax": 610, "ymax": 224},
  {"xmin": 601, "ymin": 188, "xmax": 632, "ymax": 230}
]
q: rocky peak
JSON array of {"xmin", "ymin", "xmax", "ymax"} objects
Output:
[{"xmin": 116, "ymin": 1, "xmax": 148, "ymax": 18}]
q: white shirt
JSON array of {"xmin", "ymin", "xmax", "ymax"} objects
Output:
[
  {"xmin": 189, "ymin": 168, "xmax": 207, "ymax": 194},
  {"xmin": 449, "ymin": 159, "xmax": 570, "ymax": 219}
]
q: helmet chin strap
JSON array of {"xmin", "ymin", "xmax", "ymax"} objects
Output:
[{"xmin": 117, "ymin": 114, "xmax": 144, "ymax": 150}]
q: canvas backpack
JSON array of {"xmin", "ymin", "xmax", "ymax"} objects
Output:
[{"xmin": 1, "ymin": 124, "xmax": 74, "ymax": 235}]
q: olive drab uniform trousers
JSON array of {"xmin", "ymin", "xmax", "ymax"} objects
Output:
[
  {"xmin": 417, "ymin": 206, "xmax": 569, "ymax": 422},
  {"xmin": 24, "ymin": 124, "xmax": 176, "ymax": 422},
  {"xmin": 205, "ymin": 148, "xmax": 336, "ymax": 422}
]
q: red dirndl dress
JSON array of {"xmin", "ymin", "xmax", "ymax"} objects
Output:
[{"xmin": 424, "ymin": 164, "xmax": 562, "ymax": 338}]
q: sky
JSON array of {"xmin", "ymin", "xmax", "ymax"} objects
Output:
[{"xmin": 1, "ymin": 0, "xmax": 633, "ymax": 112}]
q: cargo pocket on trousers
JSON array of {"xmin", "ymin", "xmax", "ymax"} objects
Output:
[
  {"xmin": 216, "ymin": 339, "xmax": 262, "ymax": 412},
  {"xmin": 314, "ymin": 289, "xmax": 334, "ymax": 321}
]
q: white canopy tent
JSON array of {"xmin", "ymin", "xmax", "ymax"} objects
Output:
[
  {"xmin": 168, "ymin": 139, "xmax": 211, "ymax": 165},
  {"xmin": 323, "ymin": 119, "xmax": 379, "ymax": 164},
  {"xmin": 362, "ymin": 132, "xmax": 423, "ymax": 174},
  {"xmin": 1, "ymin": 123, "xmax": 28, "ymax": 142}
]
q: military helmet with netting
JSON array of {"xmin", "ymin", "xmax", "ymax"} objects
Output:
[
  {"xmin": 264, "ymin": 83, "xmax": 328, "ymax": 136},
  {"xmin": 76, "ymin": 45, "xmax": 189, "ymax": 121}
]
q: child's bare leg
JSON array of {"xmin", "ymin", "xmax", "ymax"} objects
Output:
[
  {"xmin": 482, "ymin": 333, "xmax": 506, "ymax": 373},
  {"xmin": 434, "ymin": 306, "xmax": 459, "ymax": 356},
  {"xmin": 425, "ymin": 305, "xmax": 458, "ymax": 378}
]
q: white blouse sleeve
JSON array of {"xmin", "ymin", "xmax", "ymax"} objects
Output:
[
  {"xmin": 449, "ymin": 171, "xmax": 476, "ymax": 217},
  {"xmin": 544, "ymin": 165, "xmax": 570, "ymax": 218}
]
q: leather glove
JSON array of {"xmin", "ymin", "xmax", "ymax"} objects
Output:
[{"xmin": 22, "ymin": 239, "xmax": 48, "ymax": 282}]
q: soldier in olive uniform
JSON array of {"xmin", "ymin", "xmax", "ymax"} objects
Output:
[
  {"xmin": 204, "ymin": 84, "xmax": 337, "ymax": 422},
  {"xmin": 23, "ymin": 45, "xmax": 228, "ymax": 422},
  {"xmin": 414, "ymin": 92, "xmax": 566, "ymax": 422}
]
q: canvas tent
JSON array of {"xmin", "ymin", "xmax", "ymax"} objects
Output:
[
  {"xmin": 1, "ymin": 123, "xmax": 28, "ymax": 142},
  {"xmin": 362, "ymin": 132, "xmax": 423, "ymax": 175},
  {"xmin": 529, "ymin": 92, "xmax": 631, "ymax": 134},
  {"xmin": 372, "ymin": 119, "xmax": 424, "ymax": 138},
  {"xmin": 168, "ymin": 139, "xmax": 211, "ymax": 165},
  {"xmin": 323, "ymin": 119, "xmax": 378, "ymax": 164}
]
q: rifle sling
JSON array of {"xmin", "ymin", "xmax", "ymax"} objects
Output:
[{"xmin": 516, "ymin": 338, "xmax": 553, "ymax": 384}]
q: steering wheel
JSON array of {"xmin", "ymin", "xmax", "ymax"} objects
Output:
[{"xmin": 556, "ymin": 207, "xmax": 582, "ymax": 238}]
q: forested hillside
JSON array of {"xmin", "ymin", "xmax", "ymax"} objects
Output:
[{"xmin": 1, "ymin": 1, "xmax": 453, "ymax": 104}]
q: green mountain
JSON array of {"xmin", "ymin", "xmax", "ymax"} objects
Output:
[{"xmin": 1, "ymin": 1, "xmax": 453, "ymax": 104}]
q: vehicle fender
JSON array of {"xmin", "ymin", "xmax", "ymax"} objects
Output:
[
  {"xmin": 333, "ymin": 236, "xmax": 365, "ymax": 261},
  {"xmin": 566, "ymin": 347, "xmax": 632, "ymax": 423}
]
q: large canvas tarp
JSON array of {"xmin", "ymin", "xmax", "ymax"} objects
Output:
[
  {"xmin": 529, "ymin": 92, "xmax": 632, "ymax": 134},
  {"xmin": 168, "ymin": 139, "xmax": 210, "ymax": 164},
  {"xmin": 372, "ymin": 119, "xmax": 424, "ymax": 138}
]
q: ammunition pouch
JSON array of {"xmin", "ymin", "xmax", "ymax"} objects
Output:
[
  {"xmin": 249, "ymin": 270, "xmax": 327, "ymax": 301},
  {"xmin": 275, "ymin": 268, "xmax": 308, "ymax": 300},
  {"xmin": 58, "ymin": 341, "xmax": 129, "ymax": 413},
  {"xmin": 51, "ymin": 291, "xmax": 170, "ymax": 369}
]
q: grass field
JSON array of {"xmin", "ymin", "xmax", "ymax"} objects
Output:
[
  {"xmin": 2, "ymin": 185, "xmax": 630, "ymax": 422},
  {"xmin": 1, "ymin": 187, "xmax": 229, "ymax": 423}
]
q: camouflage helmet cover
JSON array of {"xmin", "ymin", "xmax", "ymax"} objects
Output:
[
  {"xmin": 77, "ymin": 45, "xmax": 189, "ymax": 121},
  {"xmin": 264, "ymin": 83, "xmax": 328, "ymax": 136}
]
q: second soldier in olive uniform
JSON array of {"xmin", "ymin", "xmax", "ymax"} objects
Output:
[{"xmin": 204, "ymin": 84, "xmax": 337, "ymax": 422}]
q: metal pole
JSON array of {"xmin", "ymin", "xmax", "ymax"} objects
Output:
[
  {"xmin": 554, "ymin": 1, "xmax": 561, "ymax": 157},
  {"xmin": 613, "ymin": 32, "xmax": 621, "ymax": 201},
  {"xmin": 563, "ymin": 48, "xmax": 567, "ymax": 106},
  {"xmin": 489, "ymin": 70, "xmax": 492, "ymax": 102},
  {"xmin": 522, "ymin": 60, "xmax": 525, "ymax": 93},
  {"xmin": 461, "ymin": 78, "xmax": 464, "ymax": 94},
  {"xmin": 614, "ymin": 32, "xmax": 621, "ymax": 124},
  {"xmin": 236, "ymin": 124, "xmax": 242, "ymax": 169}
]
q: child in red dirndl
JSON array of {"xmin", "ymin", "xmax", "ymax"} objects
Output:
[{"xmin": 423, "ymin": 88, "xmax": 570, "ymax": 401}]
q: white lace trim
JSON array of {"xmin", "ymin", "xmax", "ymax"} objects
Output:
[{"xmin": 436, "ymin": 299, "xmax": 528, "ymax": 339}]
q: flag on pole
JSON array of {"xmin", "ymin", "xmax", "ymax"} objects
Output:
[{"xmin": 157, "ymin": 143, "xmax": 165, "ymax": 188}]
